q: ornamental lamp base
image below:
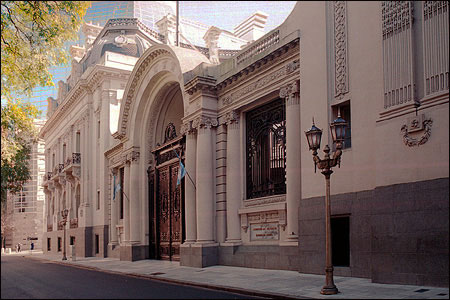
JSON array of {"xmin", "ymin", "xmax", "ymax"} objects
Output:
[{"xmin": 320, "ymin": 285, "xmax": 338, "ymax": 295}]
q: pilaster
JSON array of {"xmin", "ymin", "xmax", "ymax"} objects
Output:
[
  {"xmin": 181, "ymin": 122, "xmax": 197, "ymax": 244},
  {"xmin": 224, "ymin": 111, "xmax": 242, "ymax": 245},
  {"xmin": 280, "ymin": 80, "xmax": 300, "ymax": 244},
  {"xmin": 194, "ymin": 115, "xmax": 218, "ymax": 244}
]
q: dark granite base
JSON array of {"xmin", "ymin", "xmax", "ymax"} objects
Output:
[
  {"xmin": 119, "ymin": 244, "xmax": 149, "ymax": 261},
  {"xmin": 180, "ymin": 243, "xmax": 218, "ymax": 267},
  {"xmin": 298, "ymin": 177, "xmax": 449, "ymax": 287},
  {"xmin": 218, "ymin": 245, "xmax": 298, "ymax": 271}
]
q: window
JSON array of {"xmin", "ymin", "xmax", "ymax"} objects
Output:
[
  {"xmin": 95, "ymin": 234, "xmax": 99, "ymax": 254},
  {"xmin": 70, "ymin": 236, "xmax": 75, "ymax": 246},
  {"xmin": 332, "ymin": 101, "xmax": 351, "ymax": 149},
  {"xmin": 57, "ymin": 237, "xmax": 62, "ymax": 252},
  {"xmin": 52, "ymin": 153, "xmax": 56, "ymax": 169},
  {"xmin": 120, "ymin": 168, "xmax": 124, "ymax": 219},
  {"xmin": 246, "ymin": 98, "xmax": 286, "ymax": 199},
  {"xmin": 75, "ymin": 186, "xmax": 80, "ymax": 218},
  {"xmin": 63, "ymin": 144, "xmax": 66, "ymax": 162},
  {"xmin": 96, "ymin": 190, "xmax": 100, "ymax": 210},
  {"xmin": 97, "ymin": 120, "xmax": 101, "ymax": 139},
  {"xmin": 76, "ymin": 131, "xmax": 80, "ymax": 153},
  {"xmin": 331, "ymin": 216, "xmax": 350, "ymax": 267},
  {"xmin": 382, "ymin": 1, "xmax": 449, "ymax": 109},
  {"xmin": 47, "ymin": 238, "xmax": 51, "ymax": 251}
]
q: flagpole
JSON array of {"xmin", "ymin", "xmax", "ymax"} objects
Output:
[
  {"xmin": 176, "ymin": 0, "xmax": 179, "ymax": 46},
  {"xmin": 172, "ymin": 149, "xmax": 196, "ymax": 190}
]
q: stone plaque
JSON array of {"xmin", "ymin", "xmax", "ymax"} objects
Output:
[{"xmin": 250, "ymin": 223, "xmax": 279, "ymax": 241}]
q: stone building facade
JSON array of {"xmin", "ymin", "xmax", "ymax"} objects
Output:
[
  {"xmin": 41, "ymin": 1, "xmax": 449, "ymax": 288},
  {"xmin": 5, "ymin": 119, "xmax": 46, "ymax": 251}
]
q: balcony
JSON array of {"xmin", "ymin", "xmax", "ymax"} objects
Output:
[
  {"xmin": 57, "ymin": 221, "xmax": 64, "ymax": 231},
  {"xmin": 47, "ymin": 224, "xmax": 53, "ymax": 232},
  {"xmin": 57, "ymin": 163, "xmax": 66, "ymax": 185},
  {"xmin": 64, "ymin": 153, "xmax": 81, "ymax": 181}
]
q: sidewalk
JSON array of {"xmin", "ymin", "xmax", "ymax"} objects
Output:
[{"xmin": 4, "ymin": 250, "xmax": 449, "ymax": 299}]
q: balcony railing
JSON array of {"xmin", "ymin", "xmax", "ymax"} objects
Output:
[
  {"xmin": 58, "ymin": 163, "xmax": 65, "ymax": 174},
  {"xmin": 72, "ymin": 153, "xmax": 81, "ymax": 164},
  {"xmin": 236, "ymin": 30, "xmax": 280, "ymax": 66},
  {"xmin": 57, "ymin": 221, "xmax": 63, "ymax": 231},
  {"xmin": 47, "ymin": 224, "xmax": 53, "ymax": 232},
  {"xmin": 70, "ymin": 218, "xmax": 78, "ymax": 229},
  {"xmin": 46, "ymin": 172, "xmax": 52, "ymax": 180}
]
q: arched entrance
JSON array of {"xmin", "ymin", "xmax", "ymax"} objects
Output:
[
  {"xmin": 114, "ymin": 44, "xmax": 209, "ymax": 261},
  {"xmin": 147, "ymin": 82, "xmax": 186, "ymax": 261}
]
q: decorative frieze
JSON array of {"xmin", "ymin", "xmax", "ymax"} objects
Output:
[
  {"xmin": 221, "ymin": 59, "xmax": 299, "ymax": 107},
  {"xmin": 334, "ymin": 1, "xmax": 349, "ymax": 99},
  {"xmin": 243, "ymin": 194, "xmax": 286, "ymax": 208}
]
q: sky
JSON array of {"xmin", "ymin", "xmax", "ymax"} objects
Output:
[{"xmin": 178, "ymin": 1, "xmax": 297, "ymax": 33}]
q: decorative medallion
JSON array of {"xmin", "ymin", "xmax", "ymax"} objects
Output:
[
  {"xmin": 400, "ymin": 114, "xmax": 433, "ymax": 147},
  {"xmin": 114, "ymin": 35, "xmax": 128, "ymax": 47}
]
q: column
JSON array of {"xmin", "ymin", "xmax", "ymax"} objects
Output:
[
  {"xmin": 129, "ymin": 151, "xmax": 140, "ymax": 243},
  {"xmin": 110, "ymin": 169, "xmax": 118, "ymax": 244},
  {"xmin": 225, "ymin": 111, "xmax": 242, "ymax": 244},
  {"xmin": 195, "ymin": 117, "xmax": 217, "ymax": 243},
  {"xmin": 281, "ymin": 80, "xmax": 301, "ymax": 242},
  {"xmin": 123, "ymin": 161, "xmax": 131, "ymax": 242},
  {"xmin": 184, "ymin": 124, "xmax": 197, "ymax": 243}
]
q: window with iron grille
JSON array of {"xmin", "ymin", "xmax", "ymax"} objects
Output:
[{"xmin": 246, "ymin": 98, "xmax": 286, "ymax": 199}]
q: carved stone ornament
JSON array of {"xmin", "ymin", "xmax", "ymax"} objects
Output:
[
  {"xmin": 164, "ymin": 123, "xmax": 177, "ymax": 143},
  {"xmin": 225, "ymin": 111, "xmax": 239, "ymax": 125},
  {"xmin": 400, "ymin": 114, "xmax": 433, "ymax": 147},
  {"xmin": 334, "ymin": 0, "xmax": 349, "ymax": 99},
  {"xmin": 279, "ymin": 80, "xmax": 300, "ymax": 102},
  {"xmin": 193, "ymin": 116, "xmax": 218, "ymax": 129},
  {"xmin": 126, "ymin": 150, "xmax": 140, "ymax": 162}
]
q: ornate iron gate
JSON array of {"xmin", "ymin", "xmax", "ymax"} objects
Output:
[{"xmin": 149, "ymin": 136, "xmax": 185, "ymax": 261}]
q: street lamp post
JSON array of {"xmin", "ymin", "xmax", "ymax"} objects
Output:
[
  {"xmin": 61, "ymin": 208, "xmax": 69, "ymax": 261},
  {"xmin": 305, "ymin": 114, "xmax": 347, "ymax": 295}
]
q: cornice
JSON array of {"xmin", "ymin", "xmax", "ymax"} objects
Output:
[
  {"xmin": 104, "ymin": 142, "xmax": 123, "ymax": 158},
  {"xmin": 184, "ymin": 75, "xmax": 217, "ymax": 96},
  {"xmin": 219, "ymin": 58, "xmax": 299, "ymax": 108},
  {"xmin": 40, "ymin": 65, "xmax": 131, "ymax": 139},
  {"xmin": 216, "ymin": 38, "xmax": 299, "ymax": 93}
]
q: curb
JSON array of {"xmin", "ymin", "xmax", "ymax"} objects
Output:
[{"xmin": 25, "ymin": 255, "xmax": 304, "ymax": 299}]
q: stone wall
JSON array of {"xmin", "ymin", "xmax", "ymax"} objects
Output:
[{"xmin": 298, "ymin": 177, "xmax": 449, "ymax": 287}]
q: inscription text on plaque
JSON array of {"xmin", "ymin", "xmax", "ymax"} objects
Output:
[{"xmin": 250, "ymin": 223, "xmax": 279, "ymax": 241}]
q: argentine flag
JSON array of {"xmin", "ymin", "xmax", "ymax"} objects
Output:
[
  {"xmin": 113, "ymin": 175, "xmax": 121, "ymax": 201},
  {"xmin": 177, "ymin": 161, "xmax": 186, "ymax": 186}
]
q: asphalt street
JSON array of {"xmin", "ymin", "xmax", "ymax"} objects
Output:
[{"xmin": 1, "ymin": 255, "xmax": 264, "ymax": 299}]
